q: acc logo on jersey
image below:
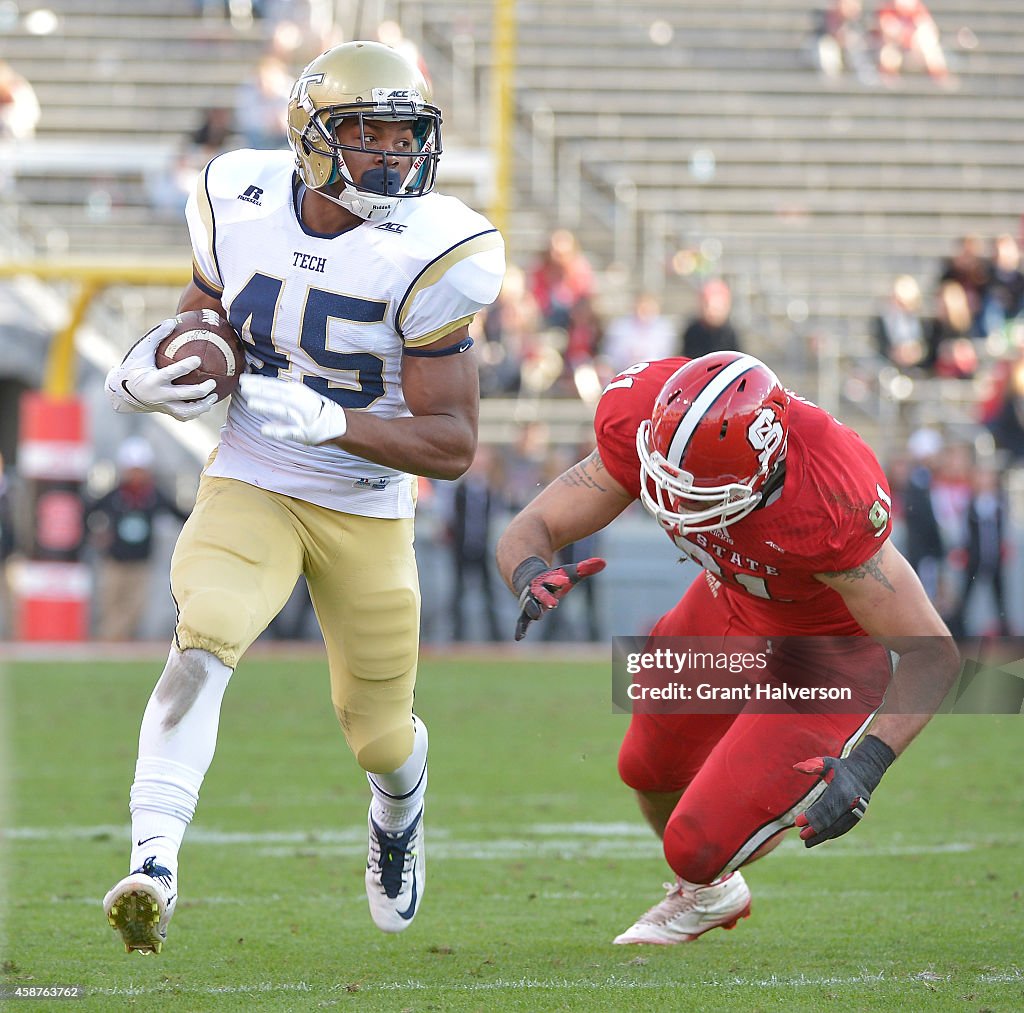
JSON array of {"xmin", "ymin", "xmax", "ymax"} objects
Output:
[{"xmin": 746, "ymin": 407, "xmax": 785, "ymax": 470}]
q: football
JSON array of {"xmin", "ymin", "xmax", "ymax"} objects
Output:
[{"xmin": 154, "ymin": 309, "xmax": 246, "ymax": 402}]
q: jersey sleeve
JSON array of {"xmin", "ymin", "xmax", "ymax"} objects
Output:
[
  {"xmin": 807, "ymin": 433, "xmax": 893, "ymax": 574},
  {"xmin": 184, "ymin": 156, "xmax": 225, "ymax": 299},
  {"xmin": 397, "ymin": 230, "xmax": 505, "ymax": 347},
  {"xmin": 594, "ymin": 359, "xmax": 686, "ymax": 499}
]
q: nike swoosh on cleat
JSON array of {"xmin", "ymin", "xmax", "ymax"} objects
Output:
[{"xmin": 397, "ymin": 867, "xmax": 418, "ymax": 921}]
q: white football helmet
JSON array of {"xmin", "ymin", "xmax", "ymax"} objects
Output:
[{"xmin": 287, "ymin": 41, "xmax": 442, "ymax": 222}]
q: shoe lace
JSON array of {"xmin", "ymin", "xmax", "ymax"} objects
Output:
[
  {"xmin": 636, "ymin": 880, "xmax": 697, "ymax": 927},
  {"xmin": 368, "ymin": 822, "xmax": 418, "ymax": 899},
  {"xmin": 136, "ymin": 856, "xmax": 174, "ymax": 893}
]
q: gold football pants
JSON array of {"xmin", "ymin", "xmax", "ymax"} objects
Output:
[{"xmin": 170, "ymin": 473, "xmax": 420, "ymax": 773}]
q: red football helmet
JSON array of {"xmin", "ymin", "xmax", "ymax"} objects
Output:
[{"xmin": 636, "ymin": 352, "xmax": 790, "ymax": 534}]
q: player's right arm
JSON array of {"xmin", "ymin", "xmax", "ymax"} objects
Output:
[
  {"xmin": 495, "ymin": 449, "xmax": 632, "ymax": 640},
  {"xmin": 103, "ymin": 280, "xmax": 222, "ymax": 421},
  {"xmin": 496, "ymin": 449, "xmax": 632, "ymax": 587}
]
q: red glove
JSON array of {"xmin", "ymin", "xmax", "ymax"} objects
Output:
[{"xmin": 511, "ymin": 555, "xmax": 606, "ymax": 641}]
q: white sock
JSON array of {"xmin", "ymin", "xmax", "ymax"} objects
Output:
[
  {"xmin": 367, "ymin": 716, "xmax": 428, "ymax": 831},
  {"xmin": 129, "ymin": 758, "xmax": 203, "ymax": 879},
  {"xmin": 127, "ymin": 647, "xmax": 233, "ymax": 879}
]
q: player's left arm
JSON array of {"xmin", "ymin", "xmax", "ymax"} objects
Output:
[
  {"xmin": 241, "ymin": 326, "xmax": 479, "ymax": 481},
  {"xmin": 792, "ymin": 540, "xmax": 960, "ymax": 847},
  {"xmin": 341, "ymin": 325, "xmax": 480, "ymax": 480},
  {"xmin": 816, "ymin": 539, "xmax": 960, "ymax": 755}
]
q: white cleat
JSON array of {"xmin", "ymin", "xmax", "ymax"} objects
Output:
[
  {"xmin": 365, "ymin": 806, "xmax": 424, "ymax": 933},
  {"xmin": 612, "ymin": 870, "xmax": 751, "ymax": 945},
  {"xmin": 103, "ymin": 856, "xmax": 177, "ymax": 954}
]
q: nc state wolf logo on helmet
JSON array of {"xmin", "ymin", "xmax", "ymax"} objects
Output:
[{"xmin": 746, "ymin": 407, "xmax": 786, "ymax": 472}]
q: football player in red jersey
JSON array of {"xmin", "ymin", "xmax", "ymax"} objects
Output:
[{"xmin": 496, "ymin": 352, "xmax": 959, "ymax": 945}]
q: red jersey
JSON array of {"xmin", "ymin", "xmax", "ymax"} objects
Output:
[{"xmin": 595, "ymin": 359, "xmax": 893, "ymax": 635}]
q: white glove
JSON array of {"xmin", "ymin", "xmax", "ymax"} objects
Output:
[
  {"xmin": 239, "ymin": 374, "xmax": 348, "ymax": 446},
  {"xmin": 104, "ymin": 319, "xmax": 219, "ymax": 422}
]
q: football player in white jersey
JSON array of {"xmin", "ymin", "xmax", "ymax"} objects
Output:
[{"xmin": 101, "ymin": 41, "xmax": 505, "ymax": 953}]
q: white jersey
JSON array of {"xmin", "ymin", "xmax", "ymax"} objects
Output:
[{"xmin": 184, "ymin": 148, "xmax": 505, "ymax": 518}]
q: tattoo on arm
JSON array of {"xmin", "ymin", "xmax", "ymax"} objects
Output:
[
  {"xmin": 557, "ymin": 451, "xmax": 608, "ymax": 492},
  {"xmin": 824, "ymin": 552, "xmax": 895, "ymax": 593}
]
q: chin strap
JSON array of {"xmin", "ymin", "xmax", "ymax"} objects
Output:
[
  {"xmin": 307, "ymin": 180, "xmax": 398, "ymax": 222},
  {"xmin": 337, "ymin": 185, "xmax": 399, "ymax": 222}
]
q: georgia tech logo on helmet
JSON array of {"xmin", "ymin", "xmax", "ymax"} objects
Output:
[
  {"xmin": 292, "ymin": 72, "xmax": 325, "ymax": 112},
  {"xmin": 746, "ymin": 407, "xmax": 785, "ymax": 472}
]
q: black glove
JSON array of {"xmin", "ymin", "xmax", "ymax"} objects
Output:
[
  {"xmin": 793, "ymin": 734, "xmax": 896, "ymax": 848},
  {"xmin": 511, "ymin": 555, "xmax": 606, "ymax": 642}
]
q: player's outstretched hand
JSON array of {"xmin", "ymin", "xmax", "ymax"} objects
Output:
[
  {"xmin": 105, "ymin": 319, "xmax": 218, "ymax": 421},
  {"xmin": 793, "ymin": 734, "xmax": 896, "ymax": 848},
  {"xmin": 511, "ymin": 555, "xmax": 606, "ymax": 641},
  {"xmin": 240, "ymin": 375, "xmax": 348, "ymax": 446}
]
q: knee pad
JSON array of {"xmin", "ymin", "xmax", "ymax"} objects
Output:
[
  {"xmin": 342, "ymin": 586, "xmax": 419, "ymax": 682},
  {"xmin": 349, "ymin": 719, "xmax": 415, "ymax": 776}
]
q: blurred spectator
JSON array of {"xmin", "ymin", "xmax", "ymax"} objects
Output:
[
  {"xmin": 873, "ymin": 274, "xmax": 930, "ymax": 371},
  {"xmin": 980, "ymin": 233, "xmax": 1024, "ymax": 340},
  {"xmin": 938, "ymin": 234, "xmax": 989, "ymax": 326},
  {"xmin": 564, "ymin": 294, "xmax": 603, "ymax": 377},
  {"xmin": 446, "ymin": 448, "xmax": 503, "ymax": 642},
  {"xmin": 0, "ymin": 451, "xmax": 15, "ymax": 639},
  {"xmin": 902, "ymin": 427, "xmax": 946, "ymax": 603},
  {"xmin": 949, "ymin": 463, "xmax": 1010, "ymax": 638},
  {"xmin": 479, "ymin": 265, "xmax": 541, "ymax": 396},
  {"xmin": 529, "ymin": 229, "xmax": 595, "ymax": 337},
  {"xmin": 191, "ymin": 105, "xmax": 236, "ymax": 153},
  {"xmin": 927, "ymin": 279, "xmax": 978, "ymax": 379},
  {"xmin": 234, "ymin": 53, "xmax": 292, "ymax": 149},
  {"xmin": 681, "ymin": 278, "xmax": 743, "ymax": 359},
  {"xmin": 528, "ymin": 230, "xmax": 601, "ymax": 389},
  {"xmin": 930, "ymin": 440, "xmax": 973, "ymax": 567},
  {"xmin": 601, "ymin": 292, "xmax": 677, "ymax": 374},
  {"xmin": 876, "ymin": 0, "xmax": 950, "ymax": 83},
  {"xmin": 984, "ymin": 355, "xmax": 1024, "ymax": 463},
  {"xmin": 812, "ymin": 0, "xmax": 877, "ymax": 83},
  {"xmin": 501, "ymin": 422, "xmax": 552, "ymax": 512},
  {"xmin": 0, "ymin": 60, "xmax": 40, "ymax": 139},
  {"xmin": 86, "ymin": 438, "xmax": 189, "ymax": 641},
  {"xmin": 150, "ymin": 107, "xmax": 237, "ymax": 217}
]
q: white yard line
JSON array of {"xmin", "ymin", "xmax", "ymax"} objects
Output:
[
  {"xmin": 78, "ymin": 968, "xmax": 1023, "ymax": 997},
  {"xmin": 2, "ymin": 822, "xmax": 1012, "ymax": 861}
]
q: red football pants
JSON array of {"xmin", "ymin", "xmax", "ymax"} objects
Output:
[{"xmin": 618, "ymin": 577, "xmax": 879, "ymax": 884}]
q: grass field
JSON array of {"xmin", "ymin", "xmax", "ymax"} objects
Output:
[{"xmin": 1, "ymin": 652, "xmax": 1021, "ymax": 1012}]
